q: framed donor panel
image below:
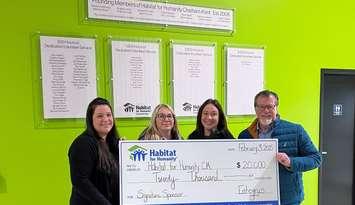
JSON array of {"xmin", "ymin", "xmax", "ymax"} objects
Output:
[
  {"xmin": 87, "ymin": 0, "xmax": 234, "ymax": 32},
  {"xmin": 225, "ymin": 46, "xmax": 264, "ymax": 115},
  {"xmin": 110, "ymin": 39, "xmax": 161, "ymax": 118},
  {"xmin": 39, "ymin": 35, "xmax": 97, "ymax": 119},
  {"xmin": 171, "ymin": 42, "xmax": 216, "ymax": 117}
]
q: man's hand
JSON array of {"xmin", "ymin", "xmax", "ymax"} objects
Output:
[{"xmin": 277, "ymin": 152, "xmax": 291, "ymax": 168}]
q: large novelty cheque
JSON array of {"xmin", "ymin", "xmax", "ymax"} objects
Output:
[{"xmin": 119, "ymin": 139, "xmax": 280, "ymax": 205}]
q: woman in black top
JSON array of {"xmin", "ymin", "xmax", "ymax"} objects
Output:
[
  {"xmin": 188, "ymin": 99, "xmax": 234, "ymax": 139},
  {"xmin": 68, "ymin": 97, "xmax": 120, "ymax": 205}
]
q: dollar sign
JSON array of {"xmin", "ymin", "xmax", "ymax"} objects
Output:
[{"xmin": 236, "ymin": 162, "xmax": 241, "ymax": 168}]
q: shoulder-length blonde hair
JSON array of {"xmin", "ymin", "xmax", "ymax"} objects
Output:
[{"xmin": 144, "ymin": 104, "xmax": 180, "ymax": 140}]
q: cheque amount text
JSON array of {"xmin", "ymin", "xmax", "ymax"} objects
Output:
[{"xmin": 236, "ymin": 160, "xmax": 266, "ymax": 169}]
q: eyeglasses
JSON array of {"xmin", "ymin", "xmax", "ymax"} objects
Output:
[
  {"xmin": 156, "ymin": 113, "xmax": 174, "ymax": 121},
  {"xmin": 255, "ymin": 104, "xmax": 276, "ymax": 111}
]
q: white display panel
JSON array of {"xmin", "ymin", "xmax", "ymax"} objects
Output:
[
  {"xmin": 172, "ymin": 43, "xmax": 215, "ymax": 116},
  {"xmin": 226, "ymin": 47, "xmax": 264, "ymax": 115},
  {"xmin": 40, "ymin": 36, "xmax": 97, "ymax": 119},
  {"xmin": 88, "ymin": 0, "xmax": 234, "ymax": 31},
  {"xmin": 111, "ymin": 40, "xmax": 160, "ymax": 118}
]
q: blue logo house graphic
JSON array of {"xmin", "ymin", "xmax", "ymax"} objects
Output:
[{"xmin": 128, "ymin": 145, "xmax": 148, "ymax": 161}]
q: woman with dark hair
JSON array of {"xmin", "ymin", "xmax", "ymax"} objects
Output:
[
  {"xmin": 138, "ymin": 104, "xmax": 182, "ymax": 140},
  {"xmin": 188, "ymin": 99, "xmax": 234, "ymax": 139},
  {"xmin": 68, "ymin": 97, "xmax": 120, "ymax": 205}
]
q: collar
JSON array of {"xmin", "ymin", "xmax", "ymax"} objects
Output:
[
  {"xmin": 247, "ymin": 115, "xmax": 280, "ymax": 139},
  {"xmin": 257, "ymin": 121, "xmax": 274, "ymax": 134}
]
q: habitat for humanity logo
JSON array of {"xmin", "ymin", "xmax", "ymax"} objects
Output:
[
  {"xmin": 128, "ymin": 145, "xmax": 178, "ymax": 162},
  {"xmin": 128, "ymin": 145, "xmax": 148, "ymax": 161},
  {"xmin": 124, "ymin": 103, "xmax": 135, "ymax": 112},
  {"xmin": 182, "ymin": 102, "xmax": 200, "ymax": 113},
  {"xmin": 123, "ymin": 102, "xmax": 152, "ymax": 116},
  {"xmin": 182, "ymin": 102, "xmax": 192, "ymax": 111}
]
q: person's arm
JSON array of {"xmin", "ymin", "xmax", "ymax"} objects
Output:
[
  {"xmin": 69, "ymin": 136, "xmax": 112, "ymax": 205},
  {"xmin": 288, "ymin": 125, "xmax": 322, "ymax": 172}
]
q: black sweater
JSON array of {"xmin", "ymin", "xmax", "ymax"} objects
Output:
[
  {"xmin": 68, "ymin": 133, "xmax": 119, "ymax": 205},
  {"xmin": 188, "ymin": 129, "xmax": 234, "ymax": 139}
]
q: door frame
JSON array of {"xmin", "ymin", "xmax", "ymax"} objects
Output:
[{"xmin": 319, "ymin": 68, "xmax": 355, "ymax": 205}]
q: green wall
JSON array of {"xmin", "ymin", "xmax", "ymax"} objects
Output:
[{"xmin": 1, "ymin": 0, "xmax": 355, "ymax": 204}]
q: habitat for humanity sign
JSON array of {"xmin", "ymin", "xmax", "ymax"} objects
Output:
[
  {"xmin": 88, "ymin": 0, "xmax": 234, "ymax": 31},
  {"xmin": 119, "ymin": 140, "xmax": 280, "ymax": 205}
]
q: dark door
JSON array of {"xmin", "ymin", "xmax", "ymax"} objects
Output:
[{"xmin": 319, "ymin": 69, "xmax": 355, "ymax": 205}]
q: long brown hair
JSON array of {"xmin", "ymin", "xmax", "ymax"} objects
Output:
[
  {"xmin": 195, "ymin": 99, "xmax": 231, "ymax": 136},
  {"xmin": 85, "ymin": 97, "xmax": 119, "ymax": 174}
]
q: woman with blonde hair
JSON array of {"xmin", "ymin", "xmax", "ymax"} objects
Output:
[{"xmin": 138, "ymin": 104, "xmax": 182, "ymax": 140}]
